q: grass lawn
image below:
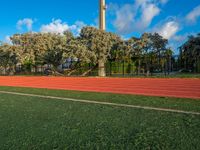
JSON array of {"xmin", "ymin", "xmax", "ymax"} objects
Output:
[
  {"xmin": 2, "ymin": 73, "xmax": 200, "ymax": 78},
  {"xmin": 0, "ymin": 86, "xmax": 200, "ymax": 149},
  {"xmin": 152, "ymin": 73, "xmax": 200, "ymax": 78}
]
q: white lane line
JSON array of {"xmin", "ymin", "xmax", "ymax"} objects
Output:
[{"xmin": 0, "ymin": 90, "xmax": 200, "ymax": 116}]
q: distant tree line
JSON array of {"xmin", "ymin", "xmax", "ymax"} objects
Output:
[
  {"xmin": 179, "ymin": 34, "xmax": 200, "ymax": 73},
  {"xmin": 0, "ymin": 26, "xmax": 199, "ymax": 76}
]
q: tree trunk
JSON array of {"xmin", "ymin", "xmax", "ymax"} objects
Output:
[
  {"xmin": 138, "ymin": 59, "xmax": 141, "ymax": 75},
  {"xmin": 67, "ymin": 69, "xmax": 76, "ymax": 76},
  {"xmin": 168, "ymin": 57, "xmax": 171, "ymax": 74},
  {"xmin": 98, "ymin": 59, "xmax": 106, "ymax": 77},
  {"xmin": 195, "ymin": 57, "xmax": 198, "ymax": 73},
  {"xmin": 81, "ymin": 65, "xmax": 96, "ymax": 76},
  {"xmin": 8, "ymin": 65, "xmax": 15, "ymax": 75},
  {"xmin": 146, "ymin": 70, "xmax": 150, "ymax": 76},
  {"xmin": 158, "ymin": 50, "xmax": 161, "ymax": 71},
  {"xmin": 52, "ymin": 66, "xmax": 64, "ymax": 76},
  {"xmin": 4, "ymin": 65, "xmax": 7, "ymax": 75},
  {"xmin": 66, "ymin": 62, "xmax": 83, "ymax": 76},
  {"xmin": 145, "ymin": 55, "xmax": 150, "ymax": 76}
]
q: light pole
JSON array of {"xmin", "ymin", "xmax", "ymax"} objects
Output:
[
  {"xmin": 99, "ymin": 0, "xmax": 106, "ymax": 31},
  {"xmin": 98, "ymin": 0, "xmax": 107, "ymax": 77}
]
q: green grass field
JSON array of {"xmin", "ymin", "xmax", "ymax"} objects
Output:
[
  {"xmin": 4, "ymin": 72, "xmax": 200, "ymax": 78},
  {"xmin": 0, "ymin": 86, "xmax": 200, "ymax": 149}
]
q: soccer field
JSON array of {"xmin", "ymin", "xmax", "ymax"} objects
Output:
[{"xmin": 0, "ymin": 86, "xmax": 200, "ymax": 149}]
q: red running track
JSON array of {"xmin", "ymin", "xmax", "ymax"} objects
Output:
[{"xmin": 0, "ymin": 76, "xmax": 200, "ymax": 99}]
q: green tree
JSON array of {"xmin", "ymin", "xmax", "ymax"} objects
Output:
[
  {"xmin": 0, "ymin": 43, "xmax": 18, "ymax": 75},
  {"xmin": 162, "ymin": 48, "xmax": 174, "ymax": 75},
  {"xmin": 43, "ymin": 33, "xmax": 67, "ymax": 74},
  {"xmin": 127, "ymin": 37, "xmax": 144, "ymax": 75},
  {"xmin": 79, "ymin": 27, "xmax": 118, "ymax": 77},
  {"xmin": 10, "ymin": 33, "xmax": 38, "ymax": 72},
  {"xmin": 180, "ymin": 34, "xmax": 200, "ymax": 72},
  {"xmin": 149, "ymin": 33, "xmax": 168, "ymax": 72}
]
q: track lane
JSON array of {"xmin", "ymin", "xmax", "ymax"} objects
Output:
[{"xmin": 0, "ymin": 76, "xmax": 199, "ymax": 99}]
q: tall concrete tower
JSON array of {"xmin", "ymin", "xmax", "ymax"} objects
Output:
[{"xmin": 99, "ymin": 0, "xmax": 106, "ymax": 30}]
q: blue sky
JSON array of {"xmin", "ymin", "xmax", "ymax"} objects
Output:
[{"xmin": 0, "ymin": 0, "xmax": 200, "ymax": 54}]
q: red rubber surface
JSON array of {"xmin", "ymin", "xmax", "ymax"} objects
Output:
[{"xmin": 0, "ymin": 76, "xmax": 200, "ymax": 99}]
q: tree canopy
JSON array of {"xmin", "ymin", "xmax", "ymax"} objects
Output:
[
  {"xmin": 1, "ymin": 26, "xmax": 197, "ymax": 76},
  {"xmin": 179, "ymin": 34, "xmax": 200, "ymax": 72}
]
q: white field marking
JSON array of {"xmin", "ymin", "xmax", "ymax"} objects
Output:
[{"xmin": 0, "ymin": 90, "xmax": 200, "ymax": 116}]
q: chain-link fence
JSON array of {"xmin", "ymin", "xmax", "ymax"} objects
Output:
[{"xmin": 1, "ymin": 56, "xmax": 200, "ymax": 77}]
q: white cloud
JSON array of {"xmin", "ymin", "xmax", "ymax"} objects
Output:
[
  {"xmin": 159, "ymin": 0, "xmax": 168, "ymax": 4},
  {"xmin": 113, "ymin": 4, "xmax": 136, "ymax": 34},
  {"xmin": 137, "ymin": 3, "xmax": 160, "ymax": 30},
  {"xmin": 173, "ymin": 35, "xmax": 187, "ymax": 42},
  {"xmin": 142, "ymin": 4, "xmax": 160, "ymax": 25},
  {"xmin": 40, "ymin": 19, "xmax": 69, "ymax": 34},
  {"xmin": 71, "ymin": 21, "xmax": 86, "ymax": 36},
  {"xmin": 111, "ymin": 0, "xmax": 164, "ymax": 34},
  {"xmin": 172, "ymin": 32, "xmax": 196, "ymax": 42},
  {"xmin": 186, "ymin": 5, "xmax": 200, "ymax": 23},
  {"xmin": 135, "ymin": 0, "xmax": 168, "ymax": 6},
  {"xmin": 17, "ymin": 18, "xmax": 34, "ymax": 31},
  {"xmin": 5, "ymin": 35, "xmax": 12, "ymax": 44},
  {"xmin": 40, "ymin": 19, "xmax": 86, "ymax": 35},
  {"xmin": 156, "ymin": 21, "xmax": 180, "ymax": 39}
]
